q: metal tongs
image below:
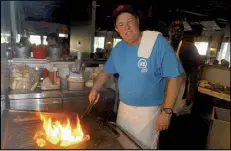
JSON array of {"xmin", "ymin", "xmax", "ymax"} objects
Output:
[{"xmin": 81, "ymin": 102, "xmax": 95, "ymax": 119}]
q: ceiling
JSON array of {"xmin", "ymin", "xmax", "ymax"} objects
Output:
[
  {"xmin": 95, "ymin": 0, "xmax": 231, "ymax": 32},
  {"xmin": 21, "ymin": 0, "xmax": 231, "ymax": 34},
  {"xmin": 22, "ymin": 1, "xmax": 70, "ymax": 24}
]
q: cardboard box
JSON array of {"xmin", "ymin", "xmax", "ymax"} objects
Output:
[{"xmin": 207, "ymin": 107, "xmax": 230, "ymax": 149}]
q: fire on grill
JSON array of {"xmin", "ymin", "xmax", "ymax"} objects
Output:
[
  {"xmin": 1, "ymin": 110, "xmax": 124, "ymax": 149},
  {"xmin": 33, "ymin": 113, "xmax": 90, "ymax": 148}
]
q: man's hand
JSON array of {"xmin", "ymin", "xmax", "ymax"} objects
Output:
[
  {"xmin": 88, "ymin": 88, "xmax": 100, "ymax": 104},
  {"xmin": 156, "ymin": 111, "xmax": 172, "ymax": 131},
  {"xmin": 88, "ymin": 71, "xmax": 111, "ymax": 104}
]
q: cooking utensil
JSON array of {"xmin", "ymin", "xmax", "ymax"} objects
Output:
[
  {"xmin": 81, "ymin": 102, "xmax": 94, "ymax": 119},
  {"xmin": 46, "ymin": 47, "xmax": 62, "ymax": 61},
  {"xmin": 14, "ymin": 45, "xmax": 31, "ymax": 58}
]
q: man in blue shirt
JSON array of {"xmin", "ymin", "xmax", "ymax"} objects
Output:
[{"xmin": 89, "ymin": 5, "xmax": 184, "ymax": 149}]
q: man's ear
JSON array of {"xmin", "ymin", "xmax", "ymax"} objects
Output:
[{"xmin": 115, "ymin": 26, "xmax": 118, "ymax": 32}]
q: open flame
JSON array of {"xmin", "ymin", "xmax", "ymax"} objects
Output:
[{"xmin": 33, "ymin": 113, "xmax": 90, "ymax": 148}]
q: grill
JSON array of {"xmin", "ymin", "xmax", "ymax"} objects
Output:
[{"xmin": 1, "ymin": 110, "xmax": 123, "ymax": 149}]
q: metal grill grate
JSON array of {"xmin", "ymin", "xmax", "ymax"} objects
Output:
[{"xmin": 1, "ymin": 110, "xmax": 123, "ymax": 149}]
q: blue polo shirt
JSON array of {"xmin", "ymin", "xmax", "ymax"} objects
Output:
[{"xmin": 104, "ymin": 34, "xmax": 184, "ymax": 106}]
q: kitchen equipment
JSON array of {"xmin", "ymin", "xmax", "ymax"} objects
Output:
[
  {"xmin": 108, "ymin": 122, "xmax": 144, "ymax": 149},
  {"xmin": 41, "ymin": 77, "xmax": 60, "ymax": 90},
  {"xmin": 1, "ymin": 110, "xmax": 124, "ymax": 149},
  {"xmin": 14, "ymin": 45, "xmax": 31, "ymax": 58},
  {"xmin": 32, "ymin": 47, "xmax": 46, "ymax": 59},
  {"xmin": 46, "ymin": 47, "xmax": 62, "ymax": 61},
  {"xmin": 81, "ymin": 102, "xmax": 95, "ymax": 119},
  {"xmin": 67, "ymin": 76, "xmax": 85, "ymax": 91}
]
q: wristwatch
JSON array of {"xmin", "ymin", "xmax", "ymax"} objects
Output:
[{"xmin": 162, "ymin": 108, "xmax": 173, "ymax": 114}]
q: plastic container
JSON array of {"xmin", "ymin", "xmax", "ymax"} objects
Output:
[
  {"xmin": 32, "ymin": 47, "xmax": 46, "ymax": 59},
  {"xmin": 42, "ymin": 68, "xmax": 49, "ymax": 79},
  {"xmin": 56, "ymin": 77, "xmax": 61, "ymax": 85},
  {"xmin": 67, "ymin": 77, "xmax": 85, "ymax": 90},
  {"xmin": 49, "ymin": 70, "xmax": 55, "ymax": 84},
  {"xmin": 53, "ymin": 67, "xmax": 58, "ymax": 84}
]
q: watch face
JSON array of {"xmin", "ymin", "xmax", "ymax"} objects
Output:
[{"xmin": 164, "ymin": 108, "xmax": 173, "ymax": 114}]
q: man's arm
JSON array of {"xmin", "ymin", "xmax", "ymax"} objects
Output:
[
  {"xmin": 92, "ymin": 71, "xmax": 112, "ymax": 91},
  {"xmin": 155, "ymin": 35, "xmax": 184, "ymax": 131},
  {"xmin": 163, "ymin": 74, "xmax": 183, "ymax": 109},
  {"xmin": 89, "ymin": 45, "xmax": 117, "ymax": 104}
]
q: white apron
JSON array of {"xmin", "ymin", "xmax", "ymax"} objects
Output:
[
  {"xmin": 116, "ymin": 31, "xmax": 161, "ymax": 149},
  {"xmin": 172, "ymin": 41, "xmax": 192, "ymax": 115},
  {"xmin": 117, "ymin": 101, "xmax": 161, "ymax": 149}
]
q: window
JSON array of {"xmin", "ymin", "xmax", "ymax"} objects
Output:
[
  {"xmin": 59, "ymin": 33, "xmax": 68, "ymax": 38},
  {"xmin": 194, "ymin": 42, "xmax": 209, "ymax": 55},
  {"xmin": 16, "ymin": 34, "xmax": 21, "ymax": 43},
  {"xmin": 113, "ymin": 38, "xmax": 122, "ymax": 47},
  {"xmin": 43, "ymin": 36, "xmax": 47, "ymax": 45},
  {"xmin": 94, "ymin": 37, "xmax": 105, "ymax": 52},
  {"xmin": 29, "ymin": 35, "xmax": 41, "ymax": 45},
  {"xmin": 217, "ymin": 42, "xmax": 230, "ymax": 63},
  {"xmin": 1, "ymin": 33, "xmax": 10, "ymax": 43}
]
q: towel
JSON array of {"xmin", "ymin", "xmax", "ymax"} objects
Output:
[{"xmin": 138, "ymin": 30, "xmax": 161, "ymax": 59}]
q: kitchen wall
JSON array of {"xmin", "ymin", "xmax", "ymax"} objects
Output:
[
  {"xmin": 69, "ymin": 1, "xmax": 95, "ymax": 56},
  {"xmin": 70, "ymin": 21, "xmax": 92, "ymax": 55}
]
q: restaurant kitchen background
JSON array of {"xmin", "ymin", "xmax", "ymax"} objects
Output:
[{"xmin": 1, "ymin": 0, "xmax": 230, "ymax": 149}]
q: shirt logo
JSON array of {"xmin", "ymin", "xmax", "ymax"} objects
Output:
[{"xmin": 138, "ymin": 59, "xmax": 148, "ymax": 72}]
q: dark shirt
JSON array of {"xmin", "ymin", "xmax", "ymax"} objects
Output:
[
  {"xmin": 178, "ymin": 41, "xmax": 201, "ymax": 75},
  {"xmin": 171, "ymin": 41, "xmax": 201, "ymax": 99}
]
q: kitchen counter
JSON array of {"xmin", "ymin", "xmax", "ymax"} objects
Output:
[
  {"xmin": 7, "ymin": 87, "xmax": 113, "ymax": 100},
  {"xmin": 5, "ymin": 87, "xmax": 116, "ymax": 114},
  {"xmin": 198, "ymin": 86, "xmax": 230, "ymax": 102},
  {"xmin": 7, "ymin": 87, "xmax": 92, "ymax": 100}
]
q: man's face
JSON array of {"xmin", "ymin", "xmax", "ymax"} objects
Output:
[
  {"xmin": 115, "ymin": 12, "xmax": 140, "ymax": 44},
  {"xmin": 169, "ymin": 26, "xmax": 184, "ymax": 42}
]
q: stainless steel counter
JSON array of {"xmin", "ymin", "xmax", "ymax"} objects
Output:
[
  {"xmin": 5, "ymin": 87, "xmax": 116, "ymax": 114},
  {"xmin": 7, "ymin": 87, "xmax": 91, "ymax": 100}
]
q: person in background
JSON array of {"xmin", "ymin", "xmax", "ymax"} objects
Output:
[
  {"xmin": 168, "ymin": 21, "xmax": 201, "ymax": 115},
  {"xmin": 213, "ymin": 59, "xmax": 219, "ymax": 65},
  {"xmin": 221, "ymin": 59, "xmax": 230, "ymax": 67},
  {"xmin": 61, "ymin": 38, "xmax": 69, "ymax": 59},
  {"xmin": 158, "ymin": 21, "xmax": 201, "ymax": 149},
  {"xmin": 88, "ymin": 5, "xmax": 184, "ymax": 149},
  {"xmin": 47, "ymin": 33, "xmax": 59, "ymax": 47},
  {"xmin": 46, "ymin": 33, "xmax": 68, "ymax": 58}
]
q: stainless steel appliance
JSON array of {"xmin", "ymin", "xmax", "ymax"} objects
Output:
[
  {"xmin": 1, "ymin": 110, "xmax": 124, "ymax": 149},
  {"xmin": 46, "ymin": 47, "xmax": 62, "ymax": 61},
  {"xmin": 14, "ymin": 45, "xmax": 32, "ymax": 58}
]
